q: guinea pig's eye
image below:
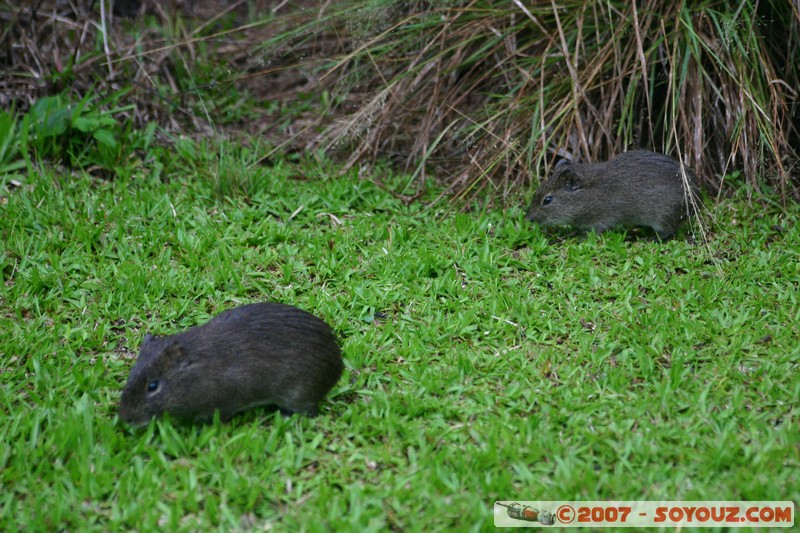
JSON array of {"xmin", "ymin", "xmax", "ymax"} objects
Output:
[
  {"xmin": 146, "ymin": 380, "xmax": 160, "ymax": 394},
  {"xmin": 542, "ymin": 195, "xmax": 553, "ymax": 206}
]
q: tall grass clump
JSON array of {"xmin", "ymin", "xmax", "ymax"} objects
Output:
[
  {"xmin": 2, "ymin": 1, "xmax": 798, "ymax": 203},
  {"xmin": 255, "ymin": 0, "xmax": 799, "ymax": 201}
]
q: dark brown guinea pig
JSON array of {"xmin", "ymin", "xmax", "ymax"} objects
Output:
[
  {"xmin": 525, "ymin": 150, "xmax": 701, "ymax": 240},
  {"xmin": 119, "ymin": 302, "xmax": 343, "ymax": 426}
]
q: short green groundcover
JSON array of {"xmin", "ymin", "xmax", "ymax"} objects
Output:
[{"xmin": 1, "ymin": 162, "xmax": 797, "ymax": 530}]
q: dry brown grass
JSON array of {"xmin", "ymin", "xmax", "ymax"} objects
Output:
[{"xmin": 2, "ymin": 0, "xmax": 798, "ymax": 204}]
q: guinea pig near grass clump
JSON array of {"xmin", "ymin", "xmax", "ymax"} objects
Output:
[
  {"xmin": 525, "ymin": 150, "xmax": 701, "ymax": 240},
  {"xmin": 119, "ymin": 302, "xmax": 343, "ymax": 427}
]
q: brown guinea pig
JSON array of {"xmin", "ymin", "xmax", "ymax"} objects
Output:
[
  {"xmin": 119, "ymin": 302, "xmax": 343, "ymax": 426},
  {"xmin": 525, "ymin": 150, "xmax": 701, "ymax": 239}
]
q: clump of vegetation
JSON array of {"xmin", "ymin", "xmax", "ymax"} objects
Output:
[
  {"xmin": 258, "ymin": 0, "xmax": 800, "ymax": 201},
  {"xmin": 2, "ymin": 0, "xmax": 798, "ymax": 202}
]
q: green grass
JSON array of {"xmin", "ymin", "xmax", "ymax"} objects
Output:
[{"xmin": 1, "ymin": 154, "xmax": 798, "ymax": 530}]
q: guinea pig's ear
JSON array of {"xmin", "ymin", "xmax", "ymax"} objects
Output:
[
  {"xmin": 161, "ymin": 341, "xmax": 187, "ymax": 365},
  {"xmin": 141, "ymin": 333, "xmax": 157, "ymax": 349},
  {"xmin": 555, "ymin": 158, "xmax": 572, "ymax": 170},
  {"xmin": 560, "ymin": 169, "xmax": 583, "ymax": 191}
]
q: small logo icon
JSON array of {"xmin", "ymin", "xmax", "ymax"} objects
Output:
[
  {"xmin": 557, "ymin": 504, "xmax": 575, "ymax": 524},
  {"xmin": 496, "ymin": 502, "xmax": 556, "ymax": 525}
]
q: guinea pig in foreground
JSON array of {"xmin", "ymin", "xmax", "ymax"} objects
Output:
[
  {"xmin": 119, "ymin": 302, "xmax": 343, "ymax": 427},
  {"xmin": 525, "ymin": 150, "xmax": 701, "ymax": 239}
]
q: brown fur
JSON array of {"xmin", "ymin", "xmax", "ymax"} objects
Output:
[
  {"xmin": 119, "ymin": 303, "xmax": 343, "ymax": 426},
  {"xmin": 525, "ymin": 150, "xmax": 700, "ymax": 239}
]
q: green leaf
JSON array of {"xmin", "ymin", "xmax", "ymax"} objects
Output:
[
  {"xmin": 29, "ymin": 96, "xmax": 71, "ymax": 137},
  {"xmin": 73, "ymin": 115, "xmax": 101, "ymax": 133},
  {"xmin": 97, "ymin": 115, "xmax": 117, "ymax": 128},
  {"xmin": 92, "ymin": 128, "xmax": 118, "ymax": 148},
  {"xmin": 0, "ymin": 110, "xmax": 19, "ymax": 167}
]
